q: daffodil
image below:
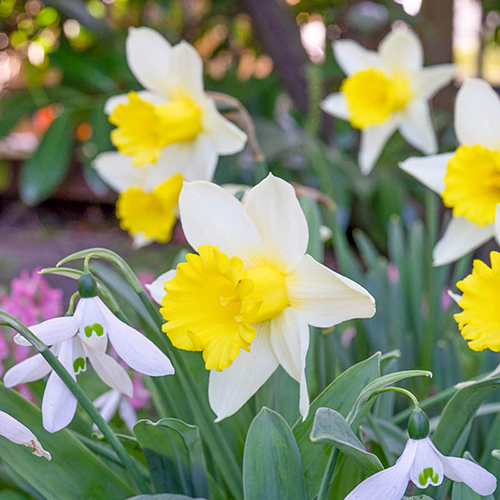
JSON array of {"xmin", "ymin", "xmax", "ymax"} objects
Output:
[
  {"xmin": 148, "ymin": 174, "xmax": 375, "ymax": 421},
  {"xmin": 345, "ymin": 408, "xmax": 497, "ymax": 499},
  {"xmin": 321, "ymin": 27, "xmax": 456, "ymax": 174},
  {"xmin": 4, "ymin": 274, "xmax": 174, "ymax": 432},
  {"xmin": 94, "ymin": 27, "xmax": 247, "ymax": 246},
  {"xmin": 0, "ymin": 411, "xmax": 51, "ymax": 460},
  {"xmin": 451, "ymin": 251, "xmax": 500, "ymax": 352},
  {"xmin": 401, "ymin": 78, "xmax": 500, "ymax": 266}
]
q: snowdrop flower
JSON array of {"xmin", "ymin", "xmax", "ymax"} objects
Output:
[
  {"xmin": 94, "ymin": 27, "xmax": 247, "ymax": 246},
  {"xmin": 401, "ymin": 78, "xmax": 500, "ymax": 266},
  {"xmin": 0, "ymin": 411, "xmax": 51, "ymax": 460},
  {"xmin": 321, "ymin": 27, "xmax": 456, "ymax": 174},
  {"xmin": 345, "ymin": 408, "xmax": 497, "ymax": 499},
  {"xmin": 148, "ymin": 174, "xmax": 375, "ymax": 421},
  {"xmin": 4, "ymin": 274, "xmax": 174, "ymax": 432},
  {"xmin": 93, "ymin": 390, "xmax": 138, "ymax": 432}
]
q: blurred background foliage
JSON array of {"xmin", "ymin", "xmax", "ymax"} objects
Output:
[{"xmin": 1, "ymin": 1, "xmax": 500, "ymax": 498}]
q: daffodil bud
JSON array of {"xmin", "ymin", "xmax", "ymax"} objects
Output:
[
  {"xmin": 408, "ymin": 407, "xmax": 430, "ymax": 440},
  {"xmin": 78, "ymin": 273, "xmax": 98, "ymax": 298}
]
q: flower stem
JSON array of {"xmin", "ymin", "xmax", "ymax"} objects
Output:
[
  {"xmin": 317, "ymin": 448, "xmax": 339, "ymax": 500},
  {"xmin": 369, "ymin": 386, "xmax": 420, "ymax": 407},
  {"xmin": 0, "ymin": 311, "xmax": 151, "ymax": 495}
]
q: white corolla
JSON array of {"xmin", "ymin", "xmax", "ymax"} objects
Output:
[
  {"xmin": 4, "ymin": 275, "xmax": 174, "ymax": 433},
  {"xmin": 321, "ymin": 27, "xmax": 456, "ymax": 174},
  {"xmin": 0, "ymin": 411, "xmax": 51, "ymax": 460},
  {"xmin": 148, "ymin": 174, "xmax": 376, "ymax": 421},
  {"xmin": 401, "ymin": 78, "xmax": 500, "ymax": 266},
  {"xmin": 94, "ymin": 27, "xmax": 247, "ymax": 246}
]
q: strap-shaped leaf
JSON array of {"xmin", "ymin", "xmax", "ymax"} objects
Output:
[
  {"xmin": 243, "ymin": 408, "xmax": 306, "ymax": 500},
  {"xmin": 310, "ymin": 408, "xmax": 384, "ymax": 476}
]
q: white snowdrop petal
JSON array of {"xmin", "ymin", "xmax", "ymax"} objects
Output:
[
  {"xmin": 410, "ymin": 438, "xmax": 444, "ymax": 488},
  {"xmin": 0, "ymin": 411, "xmax": 51, "ymax": 460},
  {"xmin": 3, "ymin": 354, "xmax": 52, "ymax": 386}
]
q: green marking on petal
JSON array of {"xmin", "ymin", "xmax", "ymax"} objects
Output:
[
  {"xmin": 419, "ymin": 467, "xmax": 439, "ymax": 486},
  {"xmin": 84, "ymin": 323, "xmax": 104, "ymax": 338},
  {"xmin": 73, "ymin": 357, "xmax": 86, "ymax": 374}
]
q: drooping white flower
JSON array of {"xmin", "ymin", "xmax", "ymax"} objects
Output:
[
  {"xmin": 344, "ymin": 436, "xmax": 497, "ymax": 499},
  {"xmin": 93, "ymin": 27, "xmax": 247, "ymax": 246},
  {"xmin": 148, "ymin": 174, "xmax": 375, "ymax": 421},
  {"xmin": 0, "ymin": 411, "xmax": 51, "ymax": 460},
  {"xmin": 93, "ymin": 389, "xmax": 138, "ymax": 432},
  {"xmin": 321, "ymin": 26, "xmax": 456, "ymax": 174},
  {"xmin": 5, "ymin": 279, "xmax": 174, "ymax": 433},
  {"xmin": 400, "ymin": 78, "xmax": 500, "ymax": 266}
]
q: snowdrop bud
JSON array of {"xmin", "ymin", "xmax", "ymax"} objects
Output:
[
  {"xmin": 78, "ymin": 274, "xmax": 98, "ymax": 298},
  {"xmin": 408, "ymin": 407, "xmax": 430, "ymax": 440}
]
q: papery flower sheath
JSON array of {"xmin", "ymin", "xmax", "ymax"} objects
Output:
[
  {"xmin": 401, "ymin": 78, "xmax": 500, "ymax": 266},
  {"xmin": 94, "ymin": 27, "xmax": 247, "ymax": 247},
  {"xmin": 321, "ymin": 27, "xmax": 456, "ymax": 174},
  {"xmin": 148, "ymin": 174, "xmax": 375, "ymax": 421},
  {"xmin": 4, "ymin": 274, "xmax": 174, "ymax": 433},
  {"xmin": 0, "ymin": 411, "xmax": 51, "ymax": 460}
]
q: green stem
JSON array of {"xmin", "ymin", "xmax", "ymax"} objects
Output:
[
  {"xmin": 369, "ymin": 387, "xmax": 420, "ymax": 408},
  {"xmin": 0, "ymin": 312, "xmax": 150, "ymax": 495},
  {"xmin": 317, "ymin": 448, "xmax": 339, "ymax": 500}
]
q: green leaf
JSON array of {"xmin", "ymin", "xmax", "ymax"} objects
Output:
[
  {"xmin": 0, "ymin": 384, "xmax": 134, "ymax": 499},
  {"xmin": 243, "ymin": 408, "xmax": 306, "ymax": 500},
  {"xmin": 127, "ymin": 496, "xmax": 206, "ymax": 500},
  {"xmin": 134, "ymin": 419, "xmax": 209, "ymax": 499},
  {"xmin": 0, "ymin": 92, "xmax": 39, "ymax": 138},
  {"xmin": 310, "ymin": 408, "xmax": 384, "ymax": 476},
  {"xmin": 433, "ymin": 378, "xmax": 500, "ymax": 456},
  {"xmin": 299, "ymin": 197, "xmax": 324, "ymax": 262},
  {"xmin": 293, "ymin": 353, "xmax": 380, "ymax": 499},
  {"xmin": 20, "ymin": 108, "xmax": 75, "ymax": 205}
]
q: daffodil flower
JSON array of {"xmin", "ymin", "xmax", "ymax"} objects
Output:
[
  {"xmin": 345, "ymin": 408, "xmax": 497, "ymax": 499},
  {"xmin": 321, "ymin": 27, "xmax": 456, "ymax": 174},
  {"xmin": 94, "ymin": 27, "xmax": 247, "ymax": 246},
  {"xmin": 401, "ymin": 78, "xmax": 500, "ymax": 266},
  {"xmin": 148, "ymin": 174, "xmax": 375, "ymax": 421},
  {"xmin": 0, "ymin": 411, "xmax": 51, "ymax": 460},
  {"xmin": 4, "ymin": 275, "xmax": 174, "ymax": 432}
]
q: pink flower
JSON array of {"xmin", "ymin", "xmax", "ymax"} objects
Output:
[{"xmin": 128, "ymin": 373, "xmax": 151, "ymax": 410}]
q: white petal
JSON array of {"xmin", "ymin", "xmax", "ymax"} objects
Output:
[
  {"xmin": 333, "ymin": 40, "xmax": 382, "ymax": 76},
  {"xmin": 168, "ymin": 41, "xmax": 204, "ymax": 102},
  {"xmin": 448, "ymin": 290, "xmax": 462, "ymax": 304},
  {"xmin": 345, "ymin": 439, "xmax": 416, "ymax": 500},
  {"xmin": 146, "ymin": 270, "xmax": 176, "ymax": 305},
  {"xmin": 0, "ymin": 411, "xmax": 51, "ymax": 460},
  {"xmin": 379, "ymin": 29, "xmax": 423, "ymax": 73},
  {"xmin": 243, "ymin": 174, "xmax": 308, "ymax": 272},
  {"xmin": 86, "ymin": 345, "xmax": 134, "ymax": 397},
  {"xmin": 42, "ymin": 340, "xmax": 78, "ymax": 433},
  {"xmin": 126, "ymin": 27, "xmax": 172, "ymax": 96},
  {"xmin": 359, "ymin": 118, "xmax": 399, "ymax": 174},
  {"xmin": 433, "ymin": 217, "xmax": 495, "ymax": 266},
  {"xmin": 410, "ymin": 437, "xmax": 444, "ymax": 488},
  {"xmin": 269, "ymin": 308, "xmax": 310, "ymax": 420},
  {"xmin": 455, "ymin": 78, "xmax": 500, "ymax": 149},
  {"xmin": 14, "ymin": 316, "xmax": 78, "ymax": 348},
  {"xmin": 104, "ymin": 91, "xmax": 166, "ymax": 115},
  {"xmin": 430, "ymin": 441, "xmax": 498, "ymax": 496},
  {"xmin": 4, "ymin": 354, "xmax": 52, "ymax": 386},
  {"xmin": 413, "ymin": 65, "xmax": 457, "ymax": 100},
  {"xmin": 202, "ymin": 99, "xmax": 247, "ymax": 155},
  {"xmin": 286, "ymin": 254, "xmax": 375, "ymax": 327},
  {"xmin": 119, "ymin": 399, "xmax": 138, "ymax": 432},
  {"xmin": 147, "ymin": 133, "xmax": 218, "ymax": 190},
  {"xmin": 97, "ymin": 299, "xmax": 174, "ymax": 376},
  {"xmin": 94, "ymin": 390, "xmax": 122, "ymax": 423},
  {"xmin": 399, "ymin": 153, "xmax": 453, "ymax": 194},
  {"xmin": 208, "ymin": 322, "xmax": 279, "ymax": 422},
  {"xmin": 399, "ymin": 100, "xmax": 437, "ymax": 155},
  {"xmin": 93, "ymin": 152, "xmax": 151, "ymax": 193},
  {"xmin": 77, "ymin": 297, "xmax": 108, "ymax": 340},
  {"xmin": 179, "ymin": 181, "xmax": 262, "ymax": 267},
  {"xmin": 320, "ymin": 92, "xmax": 349, "ymax": 120}
]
